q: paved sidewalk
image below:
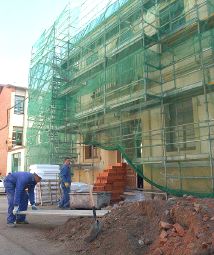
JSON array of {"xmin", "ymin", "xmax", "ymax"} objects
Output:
[
  {"xmin": 0, "ymin": 234, "xmax": 31, "ymax": 255},
  {"xmin": 0, "ymin": 195, "xmax": 72, "ymax": 255}
]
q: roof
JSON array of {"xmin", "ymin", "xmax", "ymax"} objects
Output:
[{"xmin": 0, "ymin": 84, "xmax": 28, "ymax": 90}]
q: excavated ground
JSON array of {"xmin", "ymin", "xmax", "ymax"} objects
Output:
[{"xmin": 46, "ymin": 196, "xmax": 214, "ymax": 255}]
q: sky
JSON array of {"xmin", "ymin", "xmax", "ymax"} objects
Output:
[
  {"xmin": 0, "ymin": 0, "xmax": 70, "ymax": 88},
  {"xmin": 0, "ymin": 0, "xmax": 116, "ymax": 88}
]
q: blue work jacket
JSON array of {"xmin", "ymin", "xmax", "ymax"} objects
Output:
[
  {"xmin": 59, "ymin": 164, "xmax": 71, "ymax": 183},
  {"xmin": 5, "ymin": 172, "xmax": 36, "ymax": 206}
]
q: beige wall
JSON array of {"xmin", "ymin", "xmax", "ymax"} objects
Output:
[
  {"xmin": 143, "ymin": 164, "xmax": 213, "ymax": 193},
  {"xmin": 73, "ymin": 0, "xmax": 214, "ymax": 191},
  {"xmin": 74, "ymin": 142, "xmax": 119, "ymax": 184}
]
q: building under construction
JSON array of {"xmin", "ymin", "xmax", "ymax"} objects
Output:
[{"xmin": 27, "ymin": 0, "xmax": 214, "ymax": 197}]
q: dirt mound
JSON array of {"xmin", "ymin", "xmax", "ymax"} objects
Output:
[{"xmin": 46, "ymin": 197, "xmax": 214, "ymax": 255}]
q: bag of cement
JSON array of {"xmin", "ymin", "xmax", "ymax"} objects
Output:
[{"xmin": 70, "ymin": 182, "xmax": 92, "ymax": 193}]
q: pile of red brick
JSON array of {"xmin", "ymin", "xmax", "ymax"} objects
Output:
[{"xmin": 93, "ymin": 163, "xmax": 127, "ymax": 202}]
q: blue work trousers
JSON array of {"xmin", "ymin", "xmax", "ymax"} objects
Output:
[
  {"xmin": 58, "ymin": 182, "xmax": 70, "ymax": 208},
  {"xmin": 4, "ymin": 180, "xmax": 28, "ymax": 224}
]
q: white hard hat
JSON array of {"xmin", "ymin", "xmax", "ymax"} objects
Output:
[{"xmin": 29, "ymin": 168, "xmax": 42, "ymax": 178}]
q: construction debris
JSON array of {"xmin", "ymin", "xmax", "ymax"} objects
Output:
[{"xmin": 45, "ymin": 196, "xmax": 214, "ymax": 255}]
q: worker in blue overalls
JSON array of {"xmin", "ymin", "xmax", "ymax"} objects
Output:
[
  {"xmin": 58, "ymin": 157, "xmax": 72, "ymax": 209},
  {"xmin": 4, "ymin": 171, "xmax": 42, "ymax": 227}
]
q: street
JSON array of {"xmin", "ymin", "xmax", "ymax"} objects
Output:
[{"xmin": 0, "ymin": 195, "xmax": 72, "ymax": 255}]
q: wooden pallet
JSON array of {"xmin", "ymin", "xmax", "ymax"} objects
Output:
[{"xmin": 35, "ymin": 179, "xmax": 61, "ymax": 205}]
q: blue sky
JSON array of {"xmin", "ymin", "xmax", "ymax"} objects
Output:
[{"xmin": 0, "ymin": 0, "xmax": 69, "ymax": 87}]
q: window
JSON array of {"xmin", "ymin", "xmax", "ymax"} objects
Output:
[
  {"xmin": 159, "ymin": 0, "xmax": 185, "ymax": 35},
  {"xmin": 165, "ymin": 99, "xmax": 195, "ymax": 152},
  {"xmin": 14, "ymin": 95, "xmax": 25, "ymax": 114},
  {"xmin": 86, "ymin": 52, "xmax": 98, "ymax": 65},
  {"xmin": 11, "ymin": 153, "xmax": 21, "ymax": 172},
  {"xmin": 12, "ymin": 127, "xmax": 23, "ymax": 146},
  {"xmin": 117, "ymin": 29, "xmax": 133, "ymax": 46},
  {"xmin": 85, "ymin": 145, "xmax": 98, "ymax": 159}
]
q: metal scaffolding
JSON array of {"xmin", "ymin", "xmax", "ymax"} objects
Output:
[{"xmin": 27, "ymin": 0, "xmax": 214, "ymax": 197}]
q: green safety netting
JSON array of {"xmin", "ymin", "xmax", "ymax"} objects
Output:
[{"xmin": 27, "ymin": 0, "xmax": 214, "ymax": 197}]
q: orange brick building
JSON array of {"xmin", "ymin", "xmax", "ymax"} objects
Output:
[{"xmin": 0, "ymin": 84, "xmax": 28, "ymax": 176}]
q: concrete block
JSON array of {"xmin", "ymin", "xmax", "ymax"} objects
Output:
[{"xmin": 70, "ymin": 191, "xmax": 111, "ymax": 209}]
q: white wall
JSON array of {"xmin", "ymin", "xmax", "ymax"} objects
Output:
[{"xmin": 7, "ymin": 87, "xmax": 28, "ymax": 174}]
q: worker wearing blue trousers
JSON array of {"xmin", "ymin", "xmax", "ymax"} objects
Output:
[
  {"xmin": 4, "ymin": 171, "xmax": 42, "ymax": 227},
  {"xmin": 58, "ymin": 157, "xmax": 72, "ymax": 209}
]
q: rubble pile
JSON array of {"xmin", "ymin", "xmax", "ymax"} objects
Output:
[{"xmin": 46, "ymin": 196, "xmax": 214, "ymax": 255}]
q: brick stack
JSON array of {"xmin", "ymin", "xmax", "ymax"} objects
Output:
[{"xmin": 93, "ymin": 163, "xmax": 127, "ymax": 202}]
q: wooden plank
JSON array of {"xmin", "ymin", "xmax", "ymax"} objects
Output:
[{"xmin": 0, "ymin": 209, "xmax": 110, "ymax": 217}]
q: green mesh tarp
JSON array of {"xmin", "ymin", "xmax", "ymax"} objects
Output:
[{"xmin": 27, "ymin": 0, "xmax": 214, "ymax": 197}]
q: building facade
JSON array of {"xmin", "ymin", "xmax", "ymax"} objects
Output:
[
  {"xmin": 0, "ymin": 84, "xmax": 28, "ymax": 176},
  {"xmin": 27, "ymin": 0, "xmax": 214, "ymax": 196}
]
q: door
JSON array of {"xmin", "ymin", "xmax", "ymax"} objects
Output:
[{"xmin": 11, "ymin": 153, "xmax": 21, "ymax": 172}]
